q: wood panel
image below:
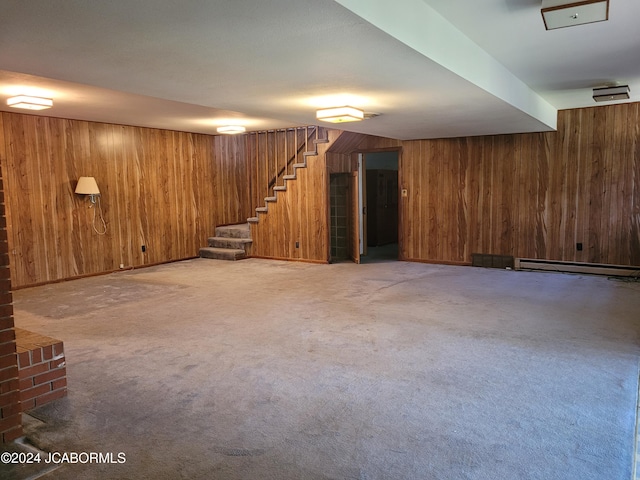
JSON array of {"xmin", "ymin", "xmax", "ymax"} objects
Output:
[
  {"xmin": 0, "ymin": 112, "xmax": 251, "ymax": 288},
  {"xmin": 360, "ymin": 102, "xmax": 640, "ymax": 266},
  {"xmin": 4, "ymin": 101, "xmax": 638, "ymax": 283},
  {"xmin": 249, "ymin": 129, "xmax": 342, "ymax": 262}
]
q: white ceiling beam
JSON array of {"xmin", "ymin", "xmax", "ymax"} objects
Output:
[{"xmin": 334, "ymin": 0, "xmax": 558, "ymax": 130}]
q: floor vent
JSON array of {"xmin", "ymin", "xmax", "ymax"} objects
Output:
[
  {"xmin": 471, "ymin": 253, "xmax": 514, "ymax": 269},
  {"xmin": 515, "ymin": 258, "xmax": 640, "ymax": 277}
]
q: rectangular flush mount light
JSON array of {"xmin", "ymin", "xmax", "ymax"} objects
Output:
[
  {"xmin": 541, "ymin": 0, "xmax": 609, "ymax": 30},
  {"xmin": 7, "ymin": 95, "xmax": 53, "ymax": 110},
  {"xmin": 592, "ymin": 85, "xmax": 630, "ymax": 102},
  {"xmin": 217, "ymin": 125, "xmax": 246, "ymax": 134},
  {"xmin": 316, "ymin": 106, "xmax": 364, "ymax": 123}
]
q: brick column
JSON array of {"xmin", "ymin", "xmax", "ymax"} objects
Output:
[{"xmin": 0, "ymin": 172, "xmax": 22, "ymax": 443}]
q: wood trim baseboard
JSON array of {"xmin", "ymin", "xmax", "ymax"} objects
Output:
[{"xmin": 13, "ymin": 257, "xmax": 200, "ymax": 290}]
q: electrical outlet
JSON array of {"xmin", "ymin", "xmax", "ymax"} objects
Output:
[
  {"xmin": 295, "ymin": 241, "xmax": 299, "ymax": 248},
  {"xmin": 119, "ymin": 263, "xmax": 124, "ymax": 269},
  {"xmin": 141, "ymin": 245, "xmax": 146, "ymax": 253}
]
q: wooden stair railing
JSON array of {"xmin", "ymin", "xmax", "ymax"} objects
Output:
[
  {"xmin": 247, "ymin": 126, "xmax": 328, "ymax": 224},
  {"xmin": 266, "ymin": 127, "xmax": 314, "ymax": 190}
]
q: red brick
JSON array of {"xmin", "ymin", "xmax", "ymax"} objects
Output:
[
  {"xmin": 19, "ymin": 377, "xmax": 33, "ymax": 391},
  {"xmin": 0, "ymin": 342, "xmax": 16, "ymax": 357},
  {"xmin": 31, "ymin": 347, "xmax": 42, "ymax": 364},
  {"xmin": 42, "ymin": 345, "xmax": 53, "ymax": 361},
  {"xmin": 17, "ymin": 350, "xmax": 30, "ymax": 368},
  {"xmin": 35, "ymin": 388, "xmax": 67, "ymax": 407},
  {"xmin": 20, "ymin": 383, "xmax": 51, "ymax": 402},
  {"xmin": 53, "ymin": 342, "xmax": 64, "ymax": 357},
  {"xmin": 0, "ymin": 279, "xmax": 10, "ymax": 294},
  {"xmin": 0, "ymin": 413, "xmax": 20, "ymax": 431},
  {"xmin": 0, "ymin": 319, "xmax": 14, "ymax": 332},
  {"xmin": 0, "ymin": 377, "xmax": 18, "ymax": 395},
  {"xmin": 0, "ymin": 292, "xmax": 12, "ymax": 305},
  {"xmin": 0, "ymin": 267, "xmax": 10, "ymax": 280},
  {"xmin": 0, "ymin": 353, "xmax": 17, "ymax": 370},
  {"xmin": 20, "ymin": 398, "xmax": 35, "ymax": 412},
  {"xmin": 50, "ymin": 359, "xmax": 66, "ymax": 369},
  {"xmin": 3, "ymin": 424, "xmax": 24, "ymax": 443},
  {"xmin": 33, "ymin": 369, "xmax": 65, "ymax": 386},
  {"xmin": 52, "ymin": 377, "xmax": 67, "ymax": 390},
  {"xmin": 0, "ymin": 373, "xmax": 18, "ymax": 389},
  {"xmin": 0, "ymin": 329, "xmax": 15, "ymax": 343},
  {"xmin": 1, "ymin": 401, "xmax": 21, "ymax": 419},
  {"xmin": 0, "ymin": 390, "xmax": 19, "ymax": 407},
  {"xmin": 17, "ymin": 362, "xmax": 49, "ymax": 379},
  {"xmin": 0, "ymin": 304, "xmax": 14, "ymax": 317}
]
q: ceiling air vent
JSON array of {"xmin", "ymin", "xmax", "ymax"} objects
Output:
[
  {"xmin": 592, "ymin": 85, "xmax": 630, "ymax": 102},
  {"xmin": 541, "ymin": 0, "xmax": 609, "ymax": 30}
]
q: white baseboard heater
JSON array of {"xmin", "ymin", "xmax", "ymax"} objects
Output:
[{"xmin": 515, "ymin": 258, "xmax": 640, "ymax": 277}]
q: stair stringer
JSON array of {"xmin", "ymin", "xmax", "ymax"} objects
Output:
[{"xmin": 246, "ymin": 129, "xmax": 343, "ymax": 261}]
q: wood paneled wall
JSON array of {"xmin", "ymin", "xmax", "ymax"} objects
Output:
[
  {"xmin": 2, "ymin": 101, "xmax": 637, "ymax": 285},
  {"xmin": 249, "ymin": 129, "xmax": 343, "ymax": 262},
  {"xmin": 0, "ymin": 112, "xmax": 251, "ymax": 288},
  {"xmin": 356, "ymin": 103, "xmax": 640, "ymax": 266}
]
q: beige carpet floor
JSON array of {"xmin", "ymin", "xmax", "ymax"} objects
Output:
[{"xmin": 2, "ymin": 258, "xmax": 639, "ymax": 480}]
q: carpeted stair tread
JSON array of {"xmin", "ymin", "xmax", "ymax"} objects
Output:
[
  {"xmin": 215, "ymin": 223, "xmax": 250, "ymax": 238},
  {"xmin": 199, "ymin": 247, "xmax": 246, "ymax": 260},
  {"xmin": 207, "ymin": 237, "xmax": 252, "ymax": 249}
]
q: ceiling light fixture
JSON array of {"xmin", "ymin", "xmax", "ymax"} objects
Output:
[
  {"xmin": 592, "ymin": 85, "xmax": 630, "ymax": 102},
  {"xmin": 6, "ymin": 95, "xmax": 53, "ymax": 110},
  {"xmin": 217, "ymin": 125, "xmax": 246, "ymax": 134},
  {"xmin": 316, "ymin": 106, "xmax": 364, "ymax": 123},
  {"xmin": 541, "ymin": 0, "xmax": 609, "ymax": 30}
]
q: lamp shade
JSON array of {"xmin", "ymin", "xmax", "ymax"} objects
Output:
[{"xmin": 75, "ymin": 176, "xmax": 100, "ymax": 195}]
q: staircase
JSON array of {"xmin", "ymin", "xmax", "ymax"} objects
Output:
[
  {"xmin": 199, "ymin": 126, "xmax": 329, "ymax": 261},
  {"xmin": 199, "ymin": 223, "xmax": 252, "ymax": 261},
  {"xmin": 248, "ymin": 126, "xmax": 328, "ymax": 223}
]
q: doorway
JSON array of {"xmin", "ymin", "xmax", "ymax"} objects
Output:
[{"xmin": 361, "ymin": 151, "xmax": 399, "ymax": 263}]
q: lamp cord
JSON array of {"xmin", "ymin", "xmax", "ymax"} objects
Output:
[{"xmin": 92, "ymin": 197, "xmax": 107, "ymax": 235}]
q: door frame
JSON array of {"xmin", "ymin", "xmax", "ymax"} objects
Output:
[{"xmin": 352, "ymin": 147, "xmax": 402, "ymax": 261}]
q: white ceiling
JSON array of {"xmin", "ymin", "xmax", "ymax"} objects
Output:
[{"xmin": 0, "ymin": 0, "xmax": 638, "ymax": 140}]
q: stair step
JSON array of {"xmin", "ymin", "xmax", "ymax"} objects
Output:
[
  {"xmin": 207, "ymin": 236, "xmax": 252, "ymax": 249},
  {"xmin": 283, "ymin": 174, "xmax": 296, "ymax": 180},
  {"xmin": 265, "ymin": 196, "xmax": 277, "ymax": 203},
  {"xmin": 247, "ymin": 217, "xmax": 259, "ymax": 223},
  {"xmin": 215, "ymin": 223, "xmax": 250, "ymax": 238},
  {"xmin": 199, "ymin": 247, "xmax": 246, "ymax": 261},
  {"xmin": 303, "ymin": 151, "xmax": 318, "ymax": 157},
  {"xmin": 256, "ymin": 206, "xmax": 268, "ymax": 213},
  {"xmin": 273, "ymin": 186, "xmax": 286, "ymax": 192},
  {"xmin": 314, "ymin": 138, "xmax": 330, "ymax": 144},
  {"xmin": 292, "ymin": 163, "xmax": 306, "ymax": 169}
]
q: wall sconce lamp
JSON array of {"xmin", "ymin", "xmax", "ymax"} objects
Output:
[
  {"xmin": 7, "ymin": 95, "xmax": 53, "ymax": 110},
  {"xmin": 75, "ymin": 176, "xmax": 101, "ymax": 204},
  {"xmin": 316, "ymin": 106, "xmax": 364, "ymax": 123}
]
